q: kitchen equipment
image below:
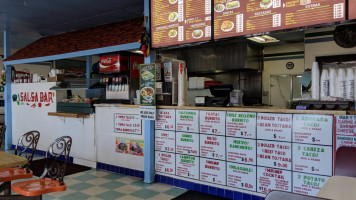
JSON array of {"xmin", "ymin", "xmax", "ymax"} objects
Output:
[
  {"xmin": 157, "ymin": 93, "xmax": 172, "ymax": 105},
  {"xmin": 163, "ymin": 82, "xmax": 178, "ymax": 105},
  {"xmin": 99, "ymin": 55, "xmax": 129, "ymax": 72},
  {"xmin": 205, "ymin": 84, "xmax": 233, "ymax": 107},
  {"xmin": 230, "ymin": 89, "xmax": 243, "ymax": 106}
]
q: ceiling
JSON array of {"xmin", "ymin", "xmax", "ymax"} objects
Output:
[{"xmin": 0, "ymin": 0, "xmax": 144, "ymax": 49}]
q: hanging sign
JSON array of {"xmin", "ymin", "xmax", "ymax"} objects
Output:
[
  {"xmin": 140, "ymin": 63, "xmax": 156, "ymax": 106},
  {"xmin": 199, "ymin": 111, "xmax": 226, "ymax": 135},
  {"xmin": 257, "ymin": 167, "xmax": 292, "ymax": 194},
  {"xmin": 176, "ymin": 110, "xmax": 199, "ymax": 132},
  {"xmin": 200, "ymin": 135, "xmax": 226, "ymax": 160},
  {"xmin": 335, "ymin": 115, "xmax": 356, "ymax": 151},
  {"xmin": 156, "ymin": 109, "xmax": 175, "ymax": 130},
  {"xmin": 292, "ymin": 172, "xmax": 329, "ymax": 196},
  {"xmin": 155, "ymin": 130, "xmax": 176, "ymax": 152},
  {"xmin": 257, "ymin": 113, "xmax": 292, "ymax": 142},
  {"xmin": 200, "ymin": 158, "xmax": 226, "ymax": 185},
  {"xmin": 257, "ymin": 141, "xmax": 292, "ymax": 170},
  {"xmin": 226, "ymin": 137, "xmax": 256, "ymax": 165},
  {"xmin": 227, "ymin": 162, "xmax": 256, "ymax": 192},
  {"xmin": 176, "ymin": 155, "xmax": 200, "ymax": 180},
  {"xmin": 226, "ymin": 112, "xmax": 257, "ymax": 139},
  {"xmin": 176, "ymin": 132, "xmax": 199, "ymax": 156},
  {"xmin": 155, "ymin": 151, "xmax": 175, "ymax": 175}
]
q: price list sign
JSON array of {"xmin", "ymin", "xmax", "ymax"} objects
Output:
[
  {"xmin": 335, "ymin": 115, "xmax": 356, "ymax": 151},
  {"xmin": 155, "ymin": 152, "xmax": 176, "ymax": 175},
  {"xmin": 151, "ymin": 0, "xmax": 211, "ymax": 48},
  {"xmin": 350, "ymin": 0, "xmax": 356, "ymax": 20},
  {"xmin": 200, "ymin": 135, "xmax": 226, "ymax": 160},
  {"xmin": 292, "ymin": 172, "xmax": 329, "ymax": 196},
  {"xmin": 176, "ymin": 132, "xmax": 199, "ymax": 156},
  {"xmin": 257, "ymin": 141, "xmax": 292, "ymax": 170},
  {"xmin": 200, "ymin": 158, "xmax": 226, "ymax": 185},
  {"xmin": 257, "ymin": 167, "xmax": 292, "ymax": 194},
  {"xmin": 293, "ymin": 114, "xmax": 333, "ymax": 145},
  {"xmin": 257, "ymin": 113, "xmax": 292, "ymax": 142},
  {"xmin": 176, "ymin": 110, "xmax": 199, "ymax": 132},
  {"xmin": 114, "ymin": 114, "xmax": 141, "ymax": 134},
  {"xmin": 156, "ymin": 109, "xmax": 176, "ymax": 131},
  {"xmin": 200, "ymin": 111, "xmax": 226, "ymax": 135},
  {"xmin": 176, "ymin": 154, "xmax": 200, "ymax": 179},
  {"xmin": 227, "ymin": 162, "xmax": 257, "ymax": 191},
  {"xmin": 155, "ymin": 130, "xmax": 176, "ymax": 152},
  {"xmin": 226, "ymin": 137, "xmax": 256, "ymax": 165},
  {"xmin": 226, "ymin": 112, "xmax": 256, "ymax": 138}
]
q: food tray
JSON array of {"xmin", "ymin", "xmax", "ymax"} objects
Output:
[{"xmin": 300, "ymin": 100, "xmax": 353, "ymax": 110}]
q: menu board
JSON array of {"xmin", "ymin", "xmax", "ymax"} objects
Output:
[
  {"xmin": 176, "ymin": 132, "xmax": 200, "ymax": 156},
  {"xmin": 176, "ymin": 155, "xmax": 200, "ymax": 179},
  {"xmin": 176, "ymin": 110, "xmax": 199, "ymax": 132},
  {"xmin": 227, "ymin": 162, "xmax": 256, "ymax": 191},
  {"xmin": 335, "ymin": 115, "xmax": 356, "ymax": 151},
  {"xmin": 200, "ymin": 111, "xmax": 226, "ymax": 135},
  {"xmin": 257, "ymin": 113, "xmax": 292, "ymax": 142},
  {"xmin": 155, "ymin": 130, "xmax": 176, "ymax": 152},
  {"xmin": 257, "ymin": 141, "xmax": 292, "ymax": 170},
  {"xmin": 292, "ymin": 172, "xmax": 329, "ymax": 196},
  {"xmin": 293, "ymin": 114, "xmax": 333, "ymax": 145},
  {"xmin": 114, "ymin": 114, "xmax": 141, "ymax": 134},
  {"xmin": 257, "ymin": 167, "xmax": 292, "ymax": 194},
  {"xmin": 292, "ymin": 144, "xmax": 332, "ymax": 176},
  {"xmin": 226, "ymin": 137, "xmax": 256, "ymax": 165},
  {"xmin": 155, "ymin": 152, "xmax": 176, "ymax": 175},
  {"xmin": 156, "ymin": 109, "xmax": 176, "ymax": 131},
  {"xmin": 350, "ymin": 0, "xmax": 356, "ymax": 20},
  {"xmin": 226, "ymin": 112, "xmax": 256, "ymax": 138},
  {"xmin": 200, "ymin": 135, "xmax": 226, "ymax": 160},
  {"xmin": 200, "ymin": 158, "xmax": 226, "ymax": 185},
  {"xmin": 151, "ymin": 0, "xmax": 211, "ymax": 48},
  {"xmin": 214, "ymin": 0, "xmax": 345, "ymax": 40}
]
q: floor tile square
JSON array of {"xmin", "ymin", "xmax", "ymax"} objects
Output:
[
  {"xmin": 81, "ymin": 186, "xmax": 109, "ymax": 196},
  {"xmin": 147, "ymin": 193, "xmax": 175, "ymax": 200},
  {"xmin": 114, "ymin": 185, "xmax": 141, "ymax": 194},
  {"xmin": 45, "ymin": 189, "xmax": 76, "ymax": 198},
  {"xmin": 115, "ymin": 176, "xmax": 141, "ymax": 184},
  {"xmin": 61, "ymin": 192, "xmax": 91, "ymax": 200},
  {"xmin": 115, "ymin": 195, "xmax": 143, "ymax": 200},
  {"xmin": 69, "ymin": 182, "xmax": 94, "ymax": 191},
  {"xmin": 96, "ymin": 191, "xmax": 126, "ymax": 200},
  {"xmin": 90, "ymin": 170, "xmax": 111, "ymax": 177},
  {"xmin": 130, "ymin": 189, "xmax": 159, "ymax": 199},
  {"xmin": 102, "ymin": 173, "xmax": 125, "ymax": 180},
  {"xmin": 72, "ymin": 174, "xmax": 98, "ymax": 182},
  {"xmin": 163, "ymin": 187, "xmax": 187, "ymax": 196},
  {"xmin": 131, "ymin": 180, "xmax": 153, "ymax": 188},
  {"xmin": 86, "ymin": 197, "xmax": 104, "ymax": 200},
  {"xmin": 146, "ymin": 182, "xmax": 173, "ymax": 193},
  {"xmin": 86, "ymin": 177, "xmax": 112, "ymax": 185},
  {"xmin": 100, "ymin": 181, "xmax": 127, "ymax": 190},
  {"xmin": 62, "ymin": 178, "xmax": 81, "ymax": 186}
]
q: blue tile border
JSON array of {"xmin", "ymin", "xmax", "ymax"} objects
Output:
[
  {"xmin": 154, "ymin": 174, "xmax": 265, "ymax": 200},
  {"xmin": 12, "ymin": 145, "xmax": 74, "ymax": 163},
  {"xmin": 96, "ymin": 162, "xmax": 144, "ymax": 179}
]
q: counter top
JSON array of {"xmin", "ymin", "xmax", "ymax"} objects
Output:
[{"xmin": 94, "ymin": 104, "xmax": 139, "ymax": 108}]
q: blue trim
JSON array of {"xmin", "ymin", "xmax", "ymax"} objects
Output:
[
  {"xmin": 4, "ymin": 29, "xmax": 12, "ymax": 150},
  {"xmin": 3, "ymin": 42, "xmax": 141, "ymax": 65},
  {"xmin": 85, "ymin": 55, "xmax": 92, "ymax": 97},
  {"xmin": 11, "ymin": 145, "xmax": 74, "ymax": 163},
  {"xmin": 144, "ymin": 119, "xmax": 155, "ymax": 183},
  {"xmin": 264, "ymin": 56, "xmax": 304, "ymax": 61},
  {"xmin": 305, "ymin": 37, "xmax": 334, "ymax": 44},
  {"xmin": 96, "ymin": 162, "xmax": 144, "ymax": 179}
]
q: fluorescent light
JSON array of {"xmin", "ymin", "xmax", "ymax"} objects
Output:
[
  {"xmin": 131, "ymin": 50, "xmax": 144, "ymax": 54},
  {"xmin": 247, "ymin": 35, "xmax": 279, "ymax": 43}
]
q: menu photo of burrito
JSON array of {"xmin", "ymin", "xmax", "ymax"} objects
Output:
[
  {"xmin": 115, "ymin": 137, "xmax": 130, "ymax": 154},
  {"xmin": 130, "ymin": 139, "xmax": 144, "ymax": 156}
]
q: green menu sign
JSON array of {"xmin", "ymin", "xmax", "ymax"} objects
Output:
[{"xmin": 140, "ymin": 63, "xmax": 156, "ymax": 106}]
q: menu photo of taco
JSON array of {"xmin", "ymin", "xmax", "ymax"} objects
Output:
[
  {"xmin": 214, "ymin": 4, "xmax": 225, "ymax": 12},
  {"xmin": 168, "ymin": 12, "xmax": 178, "ymax": 22},
  {"xmin": 168, "ymin": 29, "xmax": 177, "ymax": 38},
  {"xmin": 221, "ymin": 20, "xmax": 234, "ymax": 32},
  {"xmin": 260, "ymin": 0, "xmax": 272, "ymax": 9},
  {"xmin": 226, "ymin": 1, "xmax": 240, "ymax": 9},
  {"xmin": 192, "ymin": 29, "xmax": 203, "ymax": 39}
]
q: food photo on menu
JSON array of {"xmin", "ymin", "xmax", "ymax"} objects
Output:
[
  {"xmin": 192, "ymin": 29, "xmax": 204, "ymax": 39},
  {"xmin": 260, "ymin": 0, "xmax": 272, "ymax": 9}
]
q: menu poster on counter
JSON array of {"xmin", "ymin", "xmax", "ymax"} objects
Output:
[
  {"xmin": 227, "ymin": 162, "xmax": 257, "ymax": 191},
  {"xmin": 151, "ymin": 0, "xmax": 211, "ymax": 48},
  {"xmin": 156, "ymin": 109, "xmax": 176, "ymax": 130},
  {"xmin": 226, "ymin": 112, "xmax": 257, "ymax": 139},
  {"xmin": 176, "ymin": 154, "xmax": 200, "ymax": 179},
  {"xmin": 200, "ymin": 111, "xmax": 226, "ymax": 135},
  {"xmin": 129, "ymin": 139, "xmax": 144, "ymax": 156},
  {"xmin": 292, "ymin": 144, "xmax": 332, "ymax": 176},
  {"xmin": 293, "ymin": 172, "xmax": 329, "ymax": 196},
  {"xmin": 176, "ymin": 110, "xmax": 199, "ymax": 132},
  {"xmin": 114, "ymin": 114, "xmax": 141, "ymax": 134},
  {"xmin": 257, "ymin": 167, "xmax": 292, "ymax": 194},
  {"xmin": 293, "ymin": 114, "xmax": 333, "ymax": 145},
  {"xmin": 257, "ymin": 141, "xmax": 292, "ymax": 170},
  {"xmin": 226, "ymin": 137, "xmax": 256, "ymax": 165},
  {"xmin": 115, "ymin": 137, "xmax": 130, "ymax": 154},
  {"xmin": 155, "ymin": 151, "xmax": 176, "ymax": 175},
  {"xmin": 335, "ymin": 115, "xmax": 356, "ymax": 151},
  {"xmin": 176, "ymin": 132, "xmax": 200, "ymax": 156},
  {"xmin": 257, "ymin": 113, "xmax": 292, "ymax": 142},
  {"xmin": 200, "ymin": 135, "xmax": 226, "ymax": 160},
  {"xmin": 140, "ymin": 64, "xmax": 156, "ymax": 106},
  {"xmin": 155, "ymin": 130, "xmax": 176, "ymax": 152},
  {"xmin": 200, "ymin": 158, "xmax": 226, "ymax": 185}
]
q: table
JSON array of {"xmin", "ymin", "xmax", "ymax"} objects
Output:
[
  {"xmin": 0, "ymin": 151, "xmax": 28, "ymax": 169},
  {"xmin": 317, "ymin": 176, "xmax": 356, "ymax": 200}
]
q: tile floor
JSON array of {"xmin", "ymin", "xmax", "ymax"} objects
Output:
[{"xmin": 1, "ymin": 148, "xmax": 187, "ymax": 200}]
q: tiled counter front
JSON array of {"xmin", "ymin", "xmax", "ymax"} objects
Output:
[{"xmin": 154, "ymin": 109, "xmax": 333, "ymax": 197}]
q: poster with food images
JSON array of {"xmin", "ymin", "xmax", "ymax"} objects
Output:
[
  {"xmin": 292, "ymin": 144, "xmax": 332, "ymax": 176},
  {"xmin": 140, "ymin": 64, "xmax": 156, "ymax": 106},
  {"xmin": 115, "ymin": 137, "xmax": 130, "ymax": 154},
  {"xmin": 129, "ymin": 139, "xmax": 144, "ymax": 156},
  {"xmin": 176, "ymin": 132, "xmax": 199, "ymax": 156},
  {"xmin": 257, "ymin": 113, "xmax": 292, "ymax": 142},
  {"xmin": 226, "ymin": 137, "xmax": 256, "ymax": 165},
  {"xmin": 257, "ymin": 141, "xmax": 292, "ymax": 170},
  {"xmin": 155, "ymin": 130, "xmax": 176, "ymax": 152},
  {"xmin": 292, "ymin": 114, "xmax": 333, "ymax": 145},
  {"xmin": 335, "ymin": 115, "xmax": 356, "ymax": 151},
  {"xmin": 227, "ymin": 162, "xmax": 256, "ymax": 191},
  {"xmin": 226, "ymin": 112, "xmax": 256, "ymax": 138},
  {"xmin": 176, "ymin": 154, "xmax": 200, "ymax": 179},
  {"xmin": 114, "ymin": 114, "xmax": 141, "ymax": 134},
  {"xmin": 200, "ymin": 135, "xmax": 226, "ymax": 160},
  {"xmin": 200, "ymin": 158, "xmax": 226, "ymax": 185},
  {"xmin": 199, "ymin": 111, "xmax": 226, "ymax": 135},
  {"xmin": 156, "ymin": 109, "xmax": 176, "ymax": 130},
  {"xmin": 257, "ymin": 167, "xmax": 292, "ymax": 193},
  {"xmin": 155, "ymin": 151, "xmax": 176, "ymax": 175},
  {"xmin": 176, "ymin": 110, "xmax": 199, "ymax": 133},
  {"xmin": 292, "ymin": 172, "xmax": 329, "ymax": 196}
]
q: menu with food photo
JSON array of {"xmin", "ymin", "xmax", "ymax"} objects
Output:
[
  {"xmin": 130, "ymin": 139, "xmax": 144, "ymax": 156},
  {"xmin": 115, "ymin": 137, "xmax": 130, "ymax": 154},
  {"xmin": 140, "ymin": 64, "xmax": 156, "ymax": 106}
]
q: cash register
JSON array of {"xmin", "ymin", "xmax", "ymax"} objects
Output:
[{"xmin": 195, "ymin": 84, "xmax": 233, "ymax": 107}]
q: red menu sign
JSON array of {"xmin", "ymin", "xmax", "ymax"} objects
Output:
[
  {"xmin": 350, "ymin": 0, "xmax": 356, "ymax": 19},
  {"xmin": 151, "ymin": 0, "xmax": 211, "ymax": 47},
  {"xmin": 214, "ymin": 0, "xmax": 345, "ymax": 40}
]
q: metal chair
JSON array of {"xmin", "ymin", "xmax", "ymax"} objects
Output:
[
  {"xmin": 334, "ymin": 146, "xmax": 356, "ymax": 178},
  {"xmin": 0, "ymin": 130, "xmax": 40, "ymax": 195},
  {"xmin": 0, "ymin": 124, "xmax": 7, "ymax": 149},
  {"xmin": 10, "ymin": 136, "xmax": 72, "ymax": 200}
]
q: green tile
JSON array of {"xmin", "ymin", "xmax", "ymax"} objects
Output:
[
  {"xmin": 130, "ymin": 189, "xmax": 159, "ymax": 199},
  {"xmin": 61, "ymin": 192, "xmax": 91, "ymax": 200},
  {"xmin": 96, "ymin": 191, "xmax": 126, "ymax": 200},
  {"xmin": 72, "ymin": 174, "xmax": 97, "ymax": 182},
  {"xmin": 69, "ymin": 182, "xmax": 94, "ymax": 191},
  {"xmin": 100, "ymin": 181, "xmax": 127, "ymax": 190},
  {"xmin": 42, "ymin": 195, "xmax": 57, "ymax": 200},
  {"xmin": 131, "ymin": 180, "xmax": 152, "ymax": 188},
  {"xmin": 164, "ymin": 187, "xmax": 186, "ymax": 196},
  {"xmin": 102, "ymin": 173, "xmax": 125, "ymax": 180}
]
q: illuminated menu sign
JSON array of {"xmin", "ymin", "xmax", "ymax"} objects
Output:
[
  {"xmin": 151, "ymin": 0, "xmax": 211, "ymax": 47},
  {"xmin": 214, "ymin": 0, "xmax": 345, "ymax": 40},
  {"xmin": 350, "ymin": 0, "xmax": 356, "ymax": 19}
]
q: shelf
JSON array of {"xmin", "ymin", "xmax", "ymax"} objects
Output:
[
  {"xmin": 49, "ymin": 86, "xmax": 88, "ymax": 90},
  {"xmin": 48, "ymin": 112, "xmax": 90, "ymax": 118}
]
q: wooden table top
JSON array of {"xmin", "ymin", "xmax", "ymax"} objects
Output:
[
  {"xmin": 0, "ymin": 151, "xmax": 28, "ymax": 169},
  {"xmin": 317, "ymin": 176, "xmax": 356, "ymax": 200}
]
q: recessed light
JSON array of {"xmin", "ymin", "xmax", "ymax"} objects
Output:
[{"xmin": 247, "ymin": 35, "xmax": 279, "ymax": 43}]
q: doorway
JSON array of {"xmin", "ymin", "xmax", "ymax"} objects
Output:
[{"xmin": 270, "ymin": 75, "xmax": 302, "ymax": 108}]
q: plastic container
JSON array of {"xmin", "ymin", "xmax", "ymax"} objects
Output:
[
  {"xmin": 338, "ymin": 68, "xmax": 347, "ymax": 99},
  {"xmin": 320, "ymin": 68, "xmax": 330, "ymax": 100},
  {"xmin": 311, "ymin": 62, "xmax": 320, "ymax": 100},
  {"xmin": 346, "ymin": 67, "xmax": 355, "ymax": 100},
  {"xmin": 329, "ymin": 68, "xmax": 338, "ymax": 97},
  {"xmin": 230, "ymin": 90, "xmax": 243, "ymax": 106}
]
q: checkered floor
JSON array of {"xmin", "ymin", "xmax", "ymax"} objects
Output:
[{"xmin": 1, "ymin": 148, "xmax": 187, "ymax": 200}]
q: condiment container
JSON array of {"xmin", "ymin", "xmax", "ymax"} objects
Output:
[
  {"xmin": 346, "ymin": 67, "xmax": 355, "ymax": 100},
  {"xmin": 311, "ymin": 62, "xmax": 320, "ymax": 100},
  {"xmin": 329, "ymin": 68, "xmax": 338, "ymax": 97},
  {"xmin": 320, "ymin": 68, "xmax": 329, "ymax": 100},
  {"xmin": 230, "ymin": 89, "xmax": 243, "ymax": 106},
  {"xmin": 338, "ymin": 68, "xmax": 347, "ymax": 99}
]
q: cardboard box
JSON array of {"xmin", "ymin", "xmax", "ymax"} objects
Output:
[{"xmin": 47, "ymin": 74, "xmax": 65, "ymax": 82}]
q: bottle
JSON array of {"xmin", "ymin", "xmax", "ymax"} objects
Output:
[
  {"xmin": 346, "ymin": 67, "xmax": 355, "ymax": 101},
  {"xmin": 338, "ymin": 68, "xmax": 347, "ymax": 99},
  {"xmin": 320, "ymin": 68, "xmax": 329, "ymax": 100},
  {"xmin": 329, "ymin": 68, "xmax": 338, "ymax": 97}
]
